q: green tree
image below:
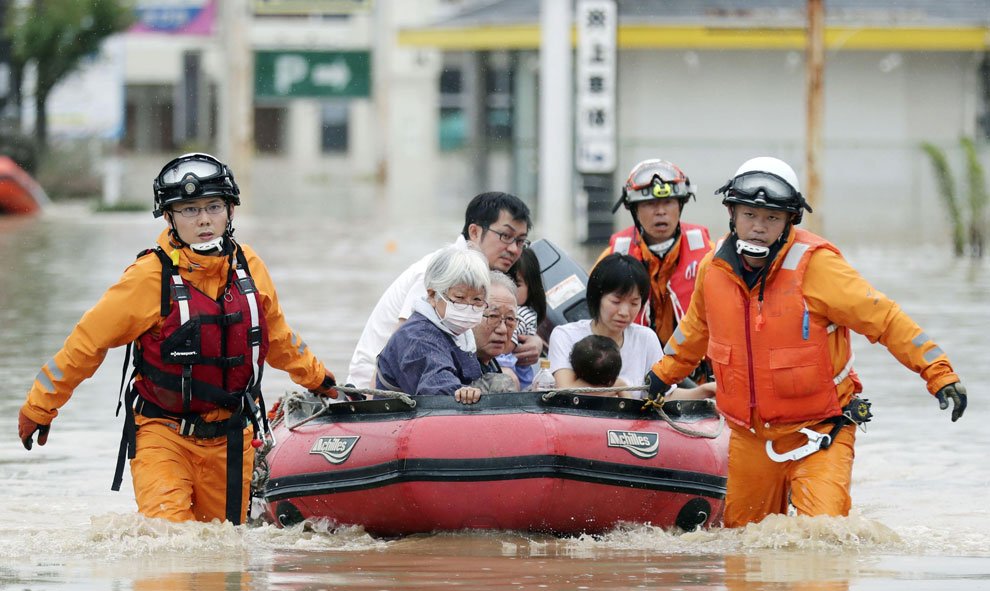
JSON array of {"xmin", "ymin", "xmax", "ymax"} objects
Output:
[
  {"xmin": 961, "ymin": 137, "xmax": 988, "ymax": 258},
  {"xmin": 921, "ymin": 139, "xmax": 989, "ymax": 259},
  {"xmin": 4, "ymin": 0, "xmax": 133, "ymax": 152},
  {"xmin": 921, "ymin": 142, "xmax": 965, "ymax": 257}
]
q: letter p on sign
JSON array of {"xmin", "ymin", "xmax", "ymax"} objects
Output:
[{"xmin": 275, "ymin": 55, "xmax": 307, "ymax": 95}]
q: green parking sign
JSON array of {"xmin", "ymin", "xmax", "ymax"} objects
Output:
[{"xmin": 255, "ymin": 50, "xmax": 371, "ymax": 98}]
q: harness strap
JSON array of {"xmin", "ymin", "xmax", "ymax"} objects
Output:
[
  {"xmin": 137, "ymin": 363, "xmax": 244, "ymax": 410},
  {"xmin": 199, "ymin": 312, "xmax": 243, "ymax": 326},
  {"xmin": 233, "ymin": 247, "xmax": 268, "ymax": 440},
  {"xmin": 225, "ymin": 403, "xmax": 246, "ymax": 524},
  {"xmin": 112, "ymin": 387, "xmax": 138, "ymax": 491},
  {"xmin": 833, "ymin": 352, "xmax": 855, "ymax": 385},
  {"xmin": 133, "ymin": 397, "xmax": 249, "ymax": 439}
]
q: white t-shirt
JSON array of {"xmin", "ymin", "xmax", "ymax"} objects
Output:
[
  {"xmin": 547, "ymin": 319, "xmax": 662, "ymax": 397},
  {"xmin": 346, "ymin": 235, "xmax": 469, "ymax": 388}
]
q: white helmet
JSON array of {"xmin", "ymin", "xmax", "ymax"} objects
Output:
[{"xmin": 716, "ymin": 156, "xmax": 812, "ymax": 224}]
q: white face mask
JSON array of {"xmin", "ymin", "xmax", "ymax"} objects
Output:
[{"xmin": 438, "ymin": 294, "xmax": 486, "ymax": 335}]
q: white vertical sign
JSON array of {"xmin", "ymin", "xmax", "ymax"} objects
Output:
[{"xmin": 575, "ymin": 0, "xmax": 617, "ymax": 174}]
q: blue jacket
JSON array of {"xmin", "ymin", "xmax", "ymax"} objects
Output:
[{"xmin": 376, "ymin": 312, "xmax": 483, "ymax": 396}]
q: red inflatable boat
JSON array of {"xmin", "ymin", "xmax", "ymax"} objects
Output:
[
  {"xmin": 0, "ymin": 156, "xmax": 48, "ymax": 215},
  {"xmin": 258, "ymin": 391, "xmax": 728, "ymax": 536}
]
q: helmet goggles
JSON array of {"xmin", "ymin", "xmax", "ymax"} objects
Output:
[
  {"xmin": 717, "ymin": 171, "xmax": 812, "ymax": 214},
  {"xmin": 153, "ymin": 153, "xmax": 240, "ymax": 218},
  {"xmin": 614, "ymin": 160, "xmax": 695, "ymax": 212},
  {"xmin": 632, "ymin": 178, "xmax": 693, "ymax": 200}
]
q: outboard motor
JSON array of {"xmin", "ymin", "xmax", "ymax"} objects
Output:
[{"xmin": 528, "ymin": 239, "xmax": 591, "ymax": 343}]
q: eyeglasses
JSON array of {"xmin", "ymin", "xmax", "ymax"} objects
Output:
[
  {"xmin": 171, "ymin": 203, "xmax": 227, "ymax": 218},
  {"xmin": 482, "ymin": 312, "xmax": 518, "ymax": 329},
  {"xmin": 485, "ymin": 228, "xmax": 531, "ymax": 249},
  {"xmin": 440, "ymin": 293, "xmax": 487, "ymax": 313}
]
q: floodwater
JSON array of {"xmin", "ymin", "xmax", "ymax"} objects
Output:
[{"xmin": 1, "ymin": 203, "xmax": 988, "ymax": 590}]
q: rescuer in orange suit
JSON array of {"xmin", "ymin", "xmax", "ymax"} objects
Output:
[
  {"xmin": 599, "ymin": 159, "xmax": 713, "ymax": 349},
  {"xmin": 646, "ymin": 156, "xmax": 967, "ymax": 528},
  {"xmin": 17, "ymin": 153, "xmax": 337, "ymax": 525}
]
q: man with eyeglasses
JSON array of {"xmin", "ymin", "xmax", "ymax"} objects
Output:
[
  {"xmin": 600, "ymin": 159, "xmax": 713, "ymax": 355},
  {"xmin": 17, "ymin": 153, "xmax": 338, "ymax": 526},
  {"xmin": 646, "ymin": 156, "xmax": 968, "ymax": 528},
  {"xmin": 472, "ymin": 272, "xmax": 521, "ymax": 389},
  {"xmin": 347, "ymin": 191, "xmax": 542, "ymax": 390}
]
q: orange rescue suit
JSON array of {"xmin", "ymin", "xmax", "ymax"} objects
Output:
[
  {"xmin": 21, "ymin": 230, "xmax": 329, "ymax": 523},
  {"xmin": 653, "ymin": 227, "xmax": 959, "ymax": 526}
]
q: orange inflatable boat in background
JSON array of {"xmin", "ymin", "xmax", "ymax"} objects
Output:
[{"xmin": 0, "ymin": 156, "xmax": 49, "ymax": 214}]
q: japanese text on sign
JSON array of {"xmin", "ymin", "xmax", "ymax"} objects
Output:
[{"xmin": 575, "ymin": 0, "xmax": 617, "ymax": 174}]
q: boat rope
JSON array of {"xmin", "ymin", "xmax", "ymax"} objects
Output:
[
  {"xmin": 336, "ymin": 386, "xmax": 417, "ymax": 407},
  {"xmin": 279, "ymin": 387, "xmax": 416, "ymax": 431},
  {"xmin": 541, "ymin": 386, "xmax": 724, "ymax": 440},
  {"xmin": 539, "ymin": 384, "xmax": 647, "ymax": 399}
]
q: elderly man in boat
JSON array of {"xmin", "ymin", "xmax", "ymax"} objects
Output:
[
  {"xmin": 470, "ymin": 271, "xmax": 521, "ymax": 393},
  {"xmin": 375, "ymin": 245, "xmax": 492, "ymax": 403}
]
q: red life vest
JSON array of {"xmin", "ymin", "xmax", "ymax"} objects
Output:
[
  {"xmin": 607, "ymin": 222, "xmax": 711, "ymax": 329},
  {"xmin": 703, "ymin": 229, "xmax": 859, "ymax": 427},
  {"xmin": 133, "ymin": 248, "xmax": 269, "ymax": 415}
]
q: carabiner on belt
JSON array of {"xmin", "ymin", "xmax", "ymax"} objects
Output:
[{"xmin": 765, "ymin": 428, "xmax": 831, "ymax": 463}]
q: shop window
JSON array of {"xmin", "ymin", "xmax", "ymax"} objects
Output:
[
  {"xmin": 321, "ymin": 102, "xmax": 349, "ymax": 153},
  {"xmin": 439, "ymin": 67, "xmax": 466, "ymax": 151},
  {"xmin": 254, "ymin": 105, "xmax": 285, "ymax": 154},
  {"xmin": 485, "ymin": 66, "xmax": 513, "ymax": 143},
  {"xmin": 122, "ymin": 84, "xmax": 175, "ymax": 152}
]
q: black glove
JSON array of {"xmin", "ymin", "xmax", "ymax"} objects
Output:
[
  {"xmin": 309, "ymin": 370, "xmax": 338, "ymax": 399},
  {"xmin": 18, "ymin": 409, "xmax": 51, "ymax": 450},
  {"xmin": 646, "ymin": 370, "xmax": 672, "ymax": 401},
  {"xmin": 934, "ymin": 382, "xmax": 967, "ymax": 422}
]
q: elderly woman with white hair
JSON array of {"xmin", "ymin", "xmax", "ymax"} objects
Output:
[{"xmin": 375, "ymin": 245, "xmax": 491, "ymax": 403}]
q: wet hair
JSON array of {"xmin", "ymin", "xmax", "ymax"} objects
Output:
[
  {"xmin": 586, "ymin": 253, "xmax": 649, "ymax": 321},
  {"xmin": 570, "ymin": 335, "xmax": 622, "ymax": 387},
  {"xmin": 461, "ymin": 191, "xmax": 532, "ymax": 238},
  {"xmin": 508, "ymin": 247, "xmax": 546, "ymax": 324},
  {"xmin": 424, "ymin": 246, "xmax": 490, "ymax": 296}
]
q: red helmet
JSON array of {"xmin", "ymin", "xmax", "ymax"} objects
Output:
[{"xmin": 613, "ymin": 159, "xmax": 694, "ymax": 213}]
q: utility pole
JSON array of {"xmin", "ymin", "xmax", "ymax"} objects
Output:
[
  {"xmin": 538, "ymin": 0, "xmax": 573, "ymax": 248},
  {"xmin": 805, "ymin": 0, "xmax": 825, "ymax": 234},
  {"xmin": 219, "ymin": 0, "xmax": 253, "ymax": 202}
]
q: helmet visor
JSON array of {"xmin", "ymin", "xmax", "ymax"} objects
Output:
[
  {"xmin": 159, "ymin": 158, "xmax": 223, "ymax": 185},
  {"xmin": 723, "ymin": 171, "xmax": 799, "ymax": 205}
]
